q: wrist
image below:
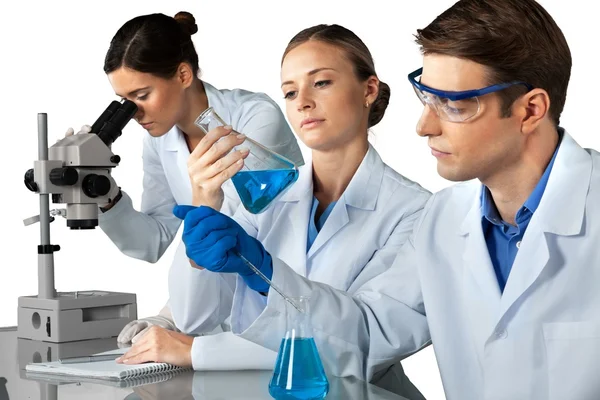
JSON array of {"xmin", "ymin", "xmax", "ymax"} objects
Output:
[
  {"xmin": 191, "ymin": 189, "xmax": 223, "ymax": 209},
  {"xmin": 241, "ymin": 252, "xmax": 273, "ymax": 293},
  {"xmin": 99, "ymin": 188, "xmax": 122, "ymax": 213}
]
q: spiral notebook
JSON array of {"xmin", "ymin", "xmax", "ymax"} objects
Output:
[
  {"xmin": 25, "ymin": 368, "xmax": 186, "ymax": 389},
  {"xmin": 25, "ymin": 348, "xmax": 188, "ymax": 382}
]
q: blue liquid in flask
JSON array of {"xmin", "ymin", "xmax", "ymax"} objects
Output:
[
  {"xmin": 232, "ymin": 168, "xmax": 299, "ymax": 214},
  {"xmin": 269, "ymin": 337, "xmax": 329, "ymax": 400}
]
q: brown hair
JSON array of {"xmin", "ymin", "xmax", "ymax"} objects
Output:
[
  {"xmin": 283, "ymin": 24, "xmax": 390, "ymax": 128},
  {"xmin": 415, "ymin": 0, "xmax": 571, "ymax": 126},
  {"xmin": 104, "ymin": 11, "xmax": 199, "ymax": 79}
]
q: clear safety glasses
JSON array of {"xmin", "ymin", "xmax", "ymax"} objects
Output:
[{"xmin": 408, "ymin": 68, "xmax": 533, "ymax": 123}]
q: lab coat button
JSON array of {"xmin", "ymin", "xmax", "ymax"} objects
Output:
[
  {"xmin": 516, "ymin": 241, "xmax": 521, "ymax": 249},
  {"xmin": 495, "ymin": 329, "xmax": 507, "ymax": 339}
]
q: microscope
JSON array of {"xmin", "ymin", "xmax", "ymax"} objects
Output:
[{"xmin": 18, "ymin": 100, "xmax": 139, "ymax": 343}]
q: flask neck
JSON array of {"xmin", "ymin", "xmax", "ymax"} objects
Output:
[{"xmin": 284, "ymin": 297, "xmax": 312, "ymax": 339}]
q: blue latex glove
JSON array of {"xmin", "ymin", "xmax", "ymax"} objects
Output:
[{"xmin": 173, "ymin": 205, "xmax": 272, "ymax": 293}]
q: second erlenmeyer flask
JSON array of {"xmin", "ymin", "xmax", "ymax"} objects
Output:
[
  {"xmin": 269, "ymin": 297, "xmax": 329, "ymax": 400},
  {"xmin": 194, "ymin": 107, "xmax": 299, "ymax": 214}
]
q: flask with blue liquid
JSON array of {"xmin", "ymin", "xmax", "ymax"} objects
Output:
[
  {"xmin": 269, "ymin": 296, "xmax": 329, "ymax": 400},
  {"xmin": 195, "ymin": 107, "xmax": 299, "ymax": 214}
]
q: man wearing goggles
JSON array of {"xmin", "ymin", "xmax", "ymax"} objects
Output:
[{"xmin": 390, "ymin": 0, "xmax": 600, "ymax": 398}]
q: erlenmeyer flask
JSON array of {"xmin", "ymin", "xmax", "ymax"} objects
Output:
[
  {"xmin": 195, "ymin": 107, "xmax": 299, "ymax": 214},
  {"xmin": 269, "ymin": 297, "xmax": 329, "ymax": 400}
]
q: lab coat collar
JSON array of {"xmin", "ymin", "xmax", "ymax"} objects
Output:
[
  {"xmin": 532, "ymin": 131, "xmax": 591, "ymax": 236},
  {"xmin": 278, "ymin": 144, "xmax": 383, "ymax": 211},
  {"xmin": 164, "ymin": 80, "xmax": 232, "ymax": 152},
  {"xmin": 342, "ymin": 144, "xmax": 385, "ymax": 211},
  {"xmin": 458, "ymin": 130, "xmax": 590, "ymax": 237},
  {"xmin": 164, "ymin": 125, "xmax": 188, "ymax": 152}
]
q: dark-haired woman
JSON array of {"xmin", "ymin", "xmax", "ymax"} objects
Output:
[{"xmin": 75, "ymin": 11, "xmax": 304, "ymax": 344}]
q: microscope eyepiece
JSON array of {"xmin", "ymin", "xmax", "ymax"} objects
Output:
[
  {"xmin": 92, "ymin": 100, "xmax": 138, "ymax": 147},
  {"xmin": 90, "ymin": 101, "xmax": 121, "ymax": 134}
]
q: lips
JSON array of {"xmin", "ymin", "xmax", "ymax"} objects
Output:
[
  {"xmin": 300, "ymin": 117, "xmax": 324, "ymax": 128},
  {"xmin": 430, "ymin": 146, "xmax": 449, "ymax": 154},
  {"xmin": 430, "ymin": 146, "xmax": 451, "ymax": 158}
]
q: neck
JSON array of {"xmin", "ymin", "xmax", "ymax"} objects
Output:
[
  {"xmin": 312, "ymin": 138, "xmax": 369, "ymax": 206},
  {"xmin": 482, "ymin": 126, "xmax": 559, "ymax": 225},
  {"xmin": 177, "ymin": 79, "xmax": 209, "ymax": 149}
]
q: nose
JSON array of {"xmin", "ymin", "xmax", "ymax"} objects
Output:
[
  {"xmin": 295, "ymin": 89, "xmax": 315, "ymax": 112},
  {"xmin": 133, "ymin": 103, "xmax": 144, "ymax": 121},
  {"xmin": 416, "ymin": 105, "xmax": 442, "ymax": 138}
]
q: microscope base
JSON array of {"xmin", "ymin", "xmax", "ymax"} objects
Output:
[
  {"xmin": 17, "ymin": 291, "xmax": 137, "ymax": 343},
  {"xmin": 17, "ymin": 335, "xmax": 118, "ymax": 372}
]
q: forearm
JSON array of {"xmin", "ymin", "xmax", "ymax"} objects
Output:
[
  {"xmin": 230, "ymin": 258, "xmax": 430, "ymax": 382},
  {"xmin": 98, "ymin": 190, "xmax": 179, "ymax": 263}
]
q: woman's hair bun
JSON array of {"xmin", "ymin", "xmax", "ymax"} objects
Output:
[{"xmin": 174, "ymin": 11, "xmax": 198, "ymax": 36}]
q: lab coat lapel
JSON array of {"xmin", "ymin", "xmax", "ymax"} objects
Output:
[
  {"xmin": 162, "ymin": 127, "xmax": 193, "ymax": 200},
  {"xmin": 273, "ymin": 157, "xmax": 313, "ymax": 276},
  {"xmin": 459, "ymin": 190, "xmax": 502, "ymax": 313},
  {"xmin": 497, "ymin": 132, "xmax": 590, "ymax": 320},
  {"xmin": 306, "ymin": 198, "xmax": 350, "ymax": 260},
  {"xmin": 203, "ymin": 81, "xmax": 232, "ymax": 126},
  {"xmin": 306, "ymin": 145, "xmax": 382, "ymax": 260},
  {"xmin": 496, "ymin": 225, "xmax": 549, "ymax": 321}
]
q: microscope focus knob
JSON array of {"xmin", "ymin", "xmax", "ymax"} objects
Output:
[
  {"xmin": 49, "ymin": 167, "xmax": 79, "ymax": 186},
  {"xmin": 82, "ymin": 174, "xmax": 111, "ymax": 198},
  {"xmin": 24, "ymin": 168, "xmax": 38, "ymax": 192}
]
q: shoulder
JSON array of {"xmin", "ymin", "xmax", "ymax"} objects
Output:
[
  {"xmin": 381, "ymin": 164, "xmax": 431, "ymax": 200},
  {"xmin": 218, "ymin": 86, "xmax": 282, "ymax": 115}
]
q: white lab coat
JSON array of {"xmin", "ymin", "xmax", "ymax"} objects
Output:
[
  {"xmin": 232, "ymin": 131, "xmax": 600, "ymax": 400},
  {"xmin": 96, "ymin": 80, "xmax": 304, "ymax": 367},
  {"xmin": 98, "ymin": 80, "xmax": 303, "ymax": 262},
  {"xmin": 191, "ymin": 145, "xmax": 430, "ymax": 399}
]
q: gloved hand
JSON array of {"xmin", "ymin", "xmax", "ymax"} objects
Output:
[
  {"xmin": 65, "ymin": 124, "xmax": 92, "ymax": 137},
  {"xmin": 172, "ymin": 205, "xmax": 272, "ymax": 293},
  {"xmin": 117, "ymin": 304, "xmax": 178, "ymax": 344}
]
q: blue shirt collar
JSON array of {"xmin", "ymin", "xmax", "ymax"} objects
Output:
[{"xmin": 481, "ymin": 131, "xmax": 562, "ymax": 225}]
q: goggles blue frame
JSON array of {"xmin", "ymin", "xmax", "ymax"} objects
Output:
[{"xmin": 408, "ymin": 68, "xmax": 533, "ymax": 101}]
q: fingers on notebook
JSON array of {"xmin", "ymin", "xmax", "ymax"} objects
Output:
[{"xmin": 117, "ymin": 326, "xmax": 168, "ymax": 365}]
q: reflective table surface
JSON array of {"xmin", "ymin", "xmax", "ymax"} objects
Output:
[{"xmin": 0, "ymin": 327, "xmax": 407, "ymax": 399}]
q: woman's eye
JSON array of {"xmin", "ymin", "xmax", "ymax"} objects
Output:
[{"xmin": 315, "ymin": 80, "xmax": 331, "ymax": 88}]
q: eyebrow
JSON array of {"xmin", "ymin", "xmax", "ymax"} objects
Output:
[
  {"xmin": 115, "ymin": 86, "xmax": 151, "ymax": 98},
  {"xmin": 281, "ymin": 68, "xmax": 337, "ymax": 87}
]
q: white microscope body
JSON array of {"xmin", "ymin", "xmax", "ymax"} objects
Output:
[{"xmin": 19, "ymin": 101, "xmax": 138, "ymax": 343}]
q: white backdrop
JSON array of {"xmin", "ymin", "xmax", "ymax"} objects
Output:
[{"xmin": 0, "ymin": 1, "xmax": 596, "ymax": 399}]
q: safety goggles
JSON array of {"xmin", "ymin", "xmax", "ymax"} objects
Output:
[{"xmin": 408, "ymin": 67, "xmax": 533, "ymax": 122}]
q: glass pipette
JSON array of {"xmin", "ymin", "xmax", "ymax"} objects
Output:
[{"xmin": 235, "ymin": 251, "xmax": 304, "ymax": 313}]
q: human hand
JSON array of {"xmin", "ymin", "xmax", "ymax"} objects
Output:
[{"xmin": 173, "ymin": 205, "xmax": 272, "ymax": 292}]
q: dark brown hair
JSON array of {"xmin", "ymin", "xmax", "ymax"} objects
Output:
[
  {"xmin": 283, "ymin": 24, "xmax": 390, "ymax": 128},
  {"xmin": 104, "ymin": 11, "xmax": 200, "ymax": 79},
  {"xmin": 415, "ymin": 0, "xmax": 571, "ymax": 126}
]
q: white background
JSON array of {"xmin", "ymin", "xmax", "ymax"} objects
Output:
[{"xmin": 0, "ymin": 1, "xmax": 596, "ymax": 399}]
